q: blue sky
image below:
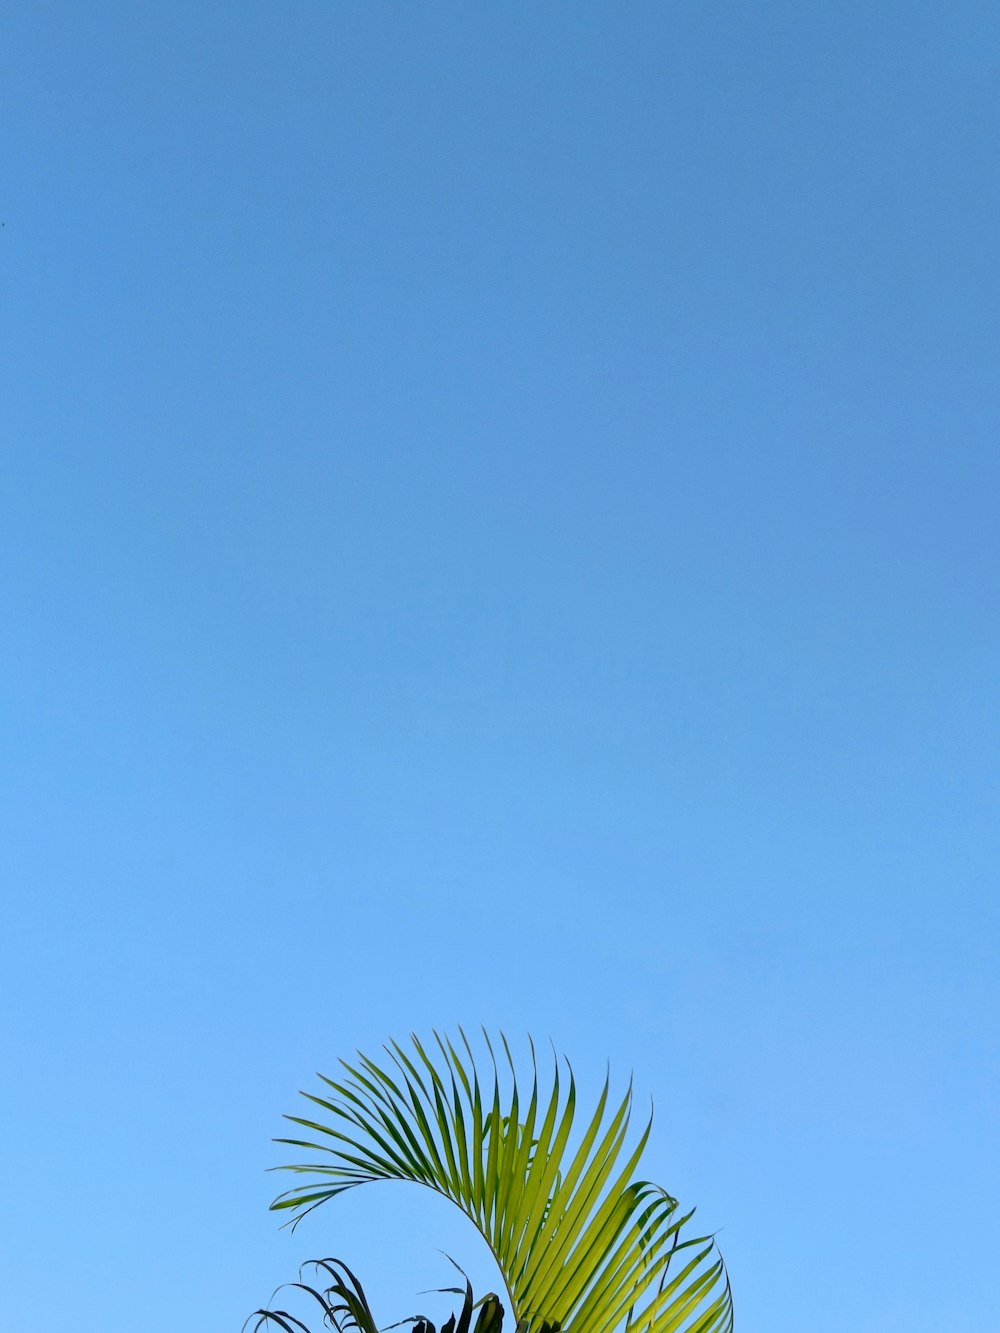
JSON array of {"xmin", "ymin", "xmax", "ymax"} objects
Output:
[{"xmin": 2, "ymin": 3, "xmax": 998, "ymax": 1330}]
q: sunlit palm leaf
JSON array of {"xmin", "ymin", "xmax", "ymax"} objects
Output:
[{"xmin": 272, "ymin": 1030, "xmax": 732, "ymax": 1333}]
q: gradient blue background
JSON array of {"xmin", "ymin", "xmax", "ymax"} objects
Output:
[{"xmin": 2, "ymin": 4, "xmax": 998, "ymax": 1330}]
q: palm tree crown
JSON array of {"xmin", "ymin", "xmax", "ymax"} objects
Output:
[{"xmin": 270, "ymin": 1030, "xmax": 732, "ymax": 1333}]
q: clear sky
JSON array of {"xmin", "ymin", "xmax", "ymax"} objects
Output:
[{"xmin": 2, "ymin": 4, "xmax": 998, "ymax": 1331}]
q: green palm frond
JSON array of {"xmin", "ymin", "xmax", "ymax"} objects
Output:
[{"xmin": 272, "ymin": 1031, "xmax": 732, "ymax": 1333}]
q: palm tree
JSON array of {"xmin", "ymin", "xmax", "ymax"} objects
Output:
[{"xmin": 257, "ymin": 1030, "xmax": 732, "ymax": 1333}]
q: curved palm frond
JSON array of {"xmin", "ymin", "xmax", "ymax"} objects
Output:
[{"xmin": 271, "ymin": 1031, "xmax": 733, "ymax": 1333}]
